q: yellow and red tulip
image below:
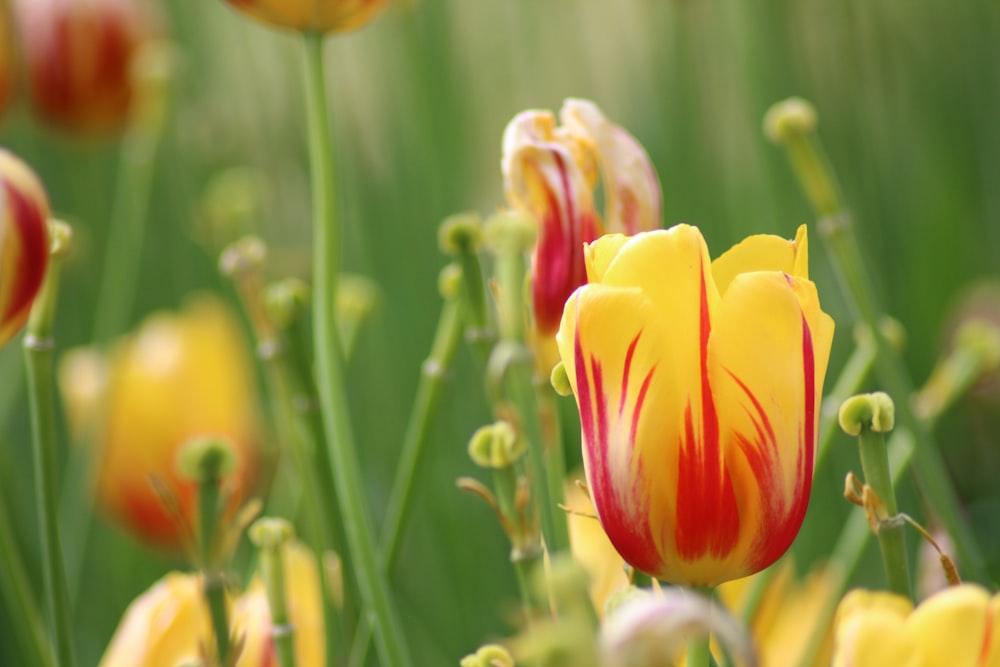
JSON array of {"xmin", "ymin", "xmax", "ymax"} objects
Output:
[
  {"xmin": 221, "ymin": 0, "xmax": 386, "ymax": 34},
  {"xmin": 13, "ymin": 0, "xmax": 159, "ymax": 134},
  {"xmin": 833, "ymin": 584, "xmax": 1000, "ymax": 667},
  {"xmin": 100, "ymin": 541, "xmax": 325, "ymax": 667},
  {"xmin": 503, "ymin": 99, "xmax": 661, "ymax": 369},
  {"xmin": 89, "ymin": 295, "xmax": 260, "ymax": 547},
  {"xmin": 556, "ymin": 223, "xmax": 834, "ymax": 587},
  {"xmin": 0, "ymin": 148, "xmax": 50, "ymax": 347}
]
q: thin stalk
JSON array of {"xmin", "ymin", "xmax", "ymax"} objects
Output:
[
  {"xmin": 0, "ymin": 487, "xmax": 55, "ymax": 667},
  {"xmin": 770, "ymin": 104, "xmax": 989, "ymax": 582},
  {"xmin": 686, "ymin": 634, "xmax": 711, "ymax": 667},
  {"xmin": 24, "ymin": 225, "xmax": 76, "ymax": 667},
  {"xmin": 536, "ymin": 385, "xmax": 570, "ymax": 554},
  {"xmin": 380, "ymin": 296, "xmax": 464, "ymax": 569},
  {"xmin": 856, "ymin": 427, "xmax": 911, "ymax": 598},
  {"xmin": 204, "ymin": 573, "xmax": 230, "ymax": 665},
  {"xmin": 301, "ymin": 31, "xmax": 411, "ymax": 667},
  {"xmin": 259, "ymin": 540, "xmax": 297, "ymax": 667}
]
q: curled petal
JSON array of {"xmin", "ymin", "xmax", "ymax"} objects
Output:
[
  {"xmin": 561, "ymin": 98, "xmax": 662, "ymax": 234},
  {"xmin": 224, "ymin": 0, "xmax": 386, "ymax": 33},
  {"xmin": 503, "ymin": 110, "xmax": 600, "ymax": 334}
]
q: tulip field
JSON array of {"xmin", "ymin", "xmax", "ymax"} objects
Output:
[{"xmin": 1, "ymin": 1, "xmax": 999, "ymax": 666}]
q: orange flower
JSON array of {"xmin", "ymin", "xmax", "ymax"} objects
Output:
[
  {"xmin": 100, "ymin": 542, "xmax": 325, "ymax": 667},
  {"xmin": 503, "ymin": 99, "xmax": 660, "ymax": 369},
  {"xmin": 0, "ymin": 149, "xmax": 50, "ymax": 347},
  {"xmin": 557, "ymin": 224, "xmax": 834, "ymax": 586},
  {"xmin": 221, "ymin": 0, "xmax": 386, "ymax": 34},
  {"xmin": 13, "ymin": 0, "xmax": 159, "ymax": 134},
  {"xmin": 82, "ymin": 295, "xmax": 260, "ymax": 547}
]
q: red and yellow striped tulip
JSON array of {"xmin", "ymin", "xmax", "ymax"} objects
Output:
[
  {"xmin": 100, "ymin": 541, "xmax": 324, "ymax": 667},
  {"xmin": 503, "ymin": 99, "xmax": 660, "ymax": 368},
  {"xmin": 0, "ymin": 149, "xmax": 50, "ymax": 347},
  {"xmin": 222, "ymin": 0, "xmax": 386, "ymax": 34},
  {"xmin": 92, "ymin": 295, "xmax": 260, "ymax": 547},
  {"xmin": 556, "ymin": 223, "xmax": 834, "ymax": 587},
  {"xmin": 14, "ymin": 0, "xmax": 159, "ymax": 134},
  {"xmin": 833, "ymin": 584, "xmax": 1000, "ymax": 667}
]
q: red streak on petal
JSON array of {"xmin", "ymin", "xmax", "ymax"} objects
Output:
[
  {"xmin": 979, "ymin": 600, "xmax": 996, "ymax": 666},
  {"xmin": 575, "ymin": 320, "xmax": 660, "ymax": 575},
  {"xmin": 3, "ymin": 180, "xmax": 48, "ymax": 324},
  {"xmin": 631, "ymin": 366, "xmax": 655, "ymax": 444},
  {"xmin": 674, "ymin": 261, "xmax": 739, "ymax": 566},
  {"xmin": 619, "ymin": 331, "xmax": 642, "ymax": 417}
]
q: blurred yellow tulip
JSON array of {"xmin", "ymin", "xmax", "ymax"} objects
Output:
[
  {"xmin": 79, "ymin": 295, "xmax": 261, "ymax": 547},
  {"xmin": 100, "ymin": 541, "xmax": 325, "ymax": 667},
  {"xmin": 221, "ymin": 0, "xmax": 386, "ymax": 34},
  {"xmin": 833, "ymin": 584, "xmax": 1000, "ymax": 667}
]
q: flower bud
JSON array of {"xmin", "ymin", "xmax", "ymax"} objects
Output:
[
  {"xmin": 0, "ymin": 149, "xmax": 50, "ymax": 347},
  {"xmin": 14, "ymin": 0, "xmax": 160, "ymax": 135},
  {"xmin": 221, "ymin": 0, "xmax": 387, "ymax": 34}
]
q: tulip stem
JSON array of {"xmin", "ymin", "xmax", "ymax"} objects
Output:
[
  {"xmin": 91, "ymin": 46, "xmax": 171, "ymax": 343},
  {"xmin": 24, "ymin": 223, "xmax": 76, "ymax": 667},
  {"xmin": 381, "ymin": 294, "xmax": 465, "ymax": 569},
  {"xmin": 686, "ymin": 634, "xmax": 711, "ymax": 667},
  {"xmin": 0, "ymin": 448, "xmax": 56, "ymax": 667},
  {"xmin": 768, "ymin": 100, "xmax": 990, "ymax": 584},
  {"xmin": 252, "ymin": 522, "xmax": 298, "ymax": 667},
  {"xmin": 301, "ymin": 31, "xmax": 411, "ymax": 667}
]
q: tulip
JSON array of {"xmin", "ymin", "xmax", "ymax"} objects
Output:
[
  {"xmin": 503, "ymin": 99, "xmax": 661, "ymax": 366},
  {"xmin": 88, "ymin": 295, "xmax": 260, "ymax": 547},
  {"xmin": 556, "ymin": 223, "xmax": 834, "ymax": 587},
  {"xmin": 0, "ymin": 149, "xmax": 50, "ymax": 347},
  {"xmin": 833, "ymin": 584, "xmax": 1000, "ymax": 667},
  {"xmin": 14, "ymin": 0, "xmax": 158, "ymax": 134},
  {"xmin": 221, "ymin": 0, "xmax": 386, "ymax": 34},
  {"xmin": 100, "ymin": 542, "xmax": 325, "ymax": 667}
]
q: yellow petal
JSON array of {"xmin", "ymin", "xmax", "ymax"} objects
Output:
[
  {"xmin": 906, "ymin": 585, "xmax": 996, "ymax": 667},
  {"xmin": 707, "ymin": 271, "xmax": 834, "ymax": 576},
  {"xmin": 711, "ymin": 225, "xmax": 810, "ymax": 296},
  {"xmin": 583, "ymin": 233, "xmax": 630, "ymax": 284}
]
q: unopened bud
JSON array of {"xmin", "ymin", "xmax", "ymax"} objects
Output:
[
  {"xmin": 176, "ymin": 436, "xmax": 238, "ymax": 482},
  {"xmin": 219, "ymin": 236, "xmax": 267, "ymax": 278},
  {"xmin": 763, "ymin": 97, "xmax": 817, "ymax": 144},
  {"xmin": 248, "ymin": 517, "xmax": 294, "ymax": 550},
  {"xmin": 48, "ymin": 220, "xmax": 73, "ymax": 258},
  {"xmin": 468, "ymin": 421, "xmax": 526, "ymax": 469},
  {"xmin": 483, "ymin": 211, "xmax": 536, "ymax": 255},
  {"xmin": 460, "ymin": 644, "xmax": 515, "ymax": 667},
  {"xmin": 839, "ymin": 392, "xmax": 895, "ymax": 435},
  {"xmin": 550, "ymin": 361, "xmax": 573, "ymax": 397},
  {"xmin": 264, "ymin": 278, "xmax": 309, "ymax": 330},
  {"xmin": 438, "ymin": 263, "xmax": 463, "ymax": 300},
  {"xmin": 439, "ymin": 212, "xmax": 483, "ymax": 255}
]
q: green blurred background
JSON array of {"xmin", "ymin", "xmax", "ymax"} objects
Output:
[{"xmin": 1, "ymin": 0, "xmax": 999, "ymax": 664}]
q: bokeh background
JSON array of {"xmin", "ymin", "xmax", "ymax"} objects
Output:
[{"xmin": 1, "ymin": 0, "xmax": 999, "ymax": 664}]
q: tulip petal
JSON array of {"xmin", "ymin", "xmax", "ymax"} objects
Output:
[
  {"xmin": 707, "ymin": 270, "xmax": 833, "ymax": 576},
  {"xmin": 560, "ymin": 98, "xmax": 662, "ymax": 234},
  {"xmin": 711, "ymin": 225, "xmax": 809, "ymax": 297},
  {"xmin": 906, "ymin": 585, "xmax": 999, "ymax": 667},
  {"xmin": 503, "ymin": 110, "xmax": 600, "ymax": 334},
  {"xmin": 583, "ymin": 233, "xmax": 629, "ymax": 284}
]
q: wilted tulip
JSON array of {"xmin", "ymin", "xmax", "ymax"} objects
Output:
[
  {"xmin": 88, "ymin": 295, "xmax": 260, "ymax": 547},
  {"xmin": 833, "ymin": 584, "xmax": 1000, "ymax": 667},
  {"xmin": 503, "ymin": 99, "xmax": 660, "ymax": 369},
  {"xmin": 0, "ymin": 148, "xmax": 50, "ymax": 347},
  {"xmin": 100, "ymin": 542, "xmax": 324, "ymax": 667},
  {"xmin": 557, "ymin": 224, "xmax": 834, "ymax": 587},
  {"xmin": 14, "ymin": 0, "xmax": 158, "ymax": 134},
  {"xmin": 221, "ymin": 0, "xmax": 386, "ymax": 34}
]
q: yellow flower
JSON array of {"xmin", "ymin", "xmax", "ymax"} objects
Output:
[
  {"xmin": 556, "ymin": 224, "xmax": 834, "ymax": 587},
  {"xmin": 834, "ymin": 584, "xmax": 1000, "ymax": 667},
  {"xmin": 86, "ymin": 295, "xmax": 260, "ymax": 547},
  {"xmin": 100, "ymin": 541, "xmax": 325, "ymax": 667},
  {"xmin": 503, "ymin": 99, "xmax": 661, "ymax": 371},
  {"xmin": 221, "ymin": 0, "xmax": 386, "ymax": 34},
  {"xmin": 0, "ymin": 149, "xmax": 50, "ymax": 347},
  {"xmin": 718, "ymin": 560, "xmax": 840, "ymax": 667}
]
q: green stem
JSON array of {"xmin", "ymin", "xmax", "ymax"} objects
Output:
[
  {"xmin": 24, "ymin": 232, "xmax": 76, "ymax": 667},
  {"xmin": 537, "ymin": 385, "xmax": 571, "ymax": 555},
  {"xmin": 260, "ymin": 546, "xmax": 297, "ymax": 667},
  {"xmin": 856, "ymin": 427, "xmax": 911, "ymax": 598},
  {"xmin": 91, "ymin": 60, "xmax": 170, "ymax": 343},
  {"xmin": 301, "ymin": 31, "xmax": 411, "ymax": 667},
  {"xmin": 204, "ymin": 573, "xmax": 230, "ymax": 665},
  {"xmin": 380, "ymin": 296, "xmax": 464, "ymax": 569},
  {"xmin": 686, "ymin": 634, "xmax": 711, "ymax": 667},
  {"xmin": 0, "ymin": 489, "xmax": 55, "ymax": 667},
  {"xmin": 774, "ymin": 112, "xmax": 990, "ymax": 583}
]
